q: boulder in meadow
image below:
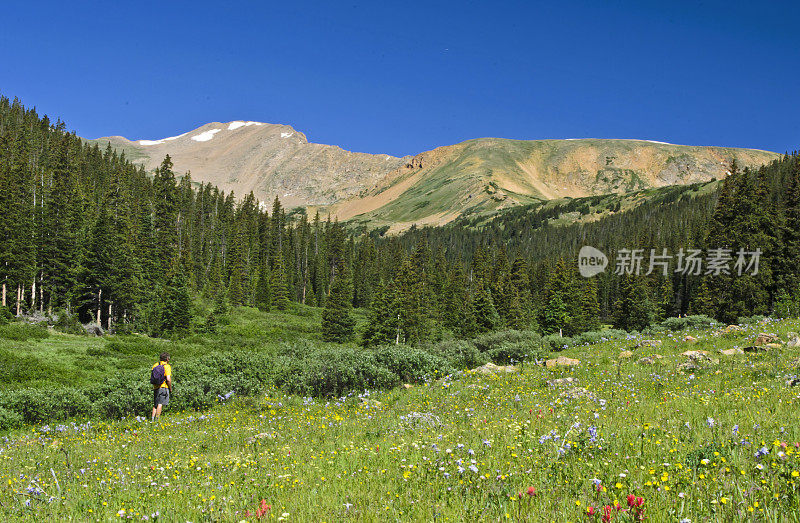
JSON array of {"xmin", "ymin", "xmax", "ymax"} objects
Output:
[
  {"xmin": 720, "ymin": 348, "xmax": 745, "ymax": 356},
  {"xmin": 475, "ymin": 362, "xmax": 518, "ymax": 374},
  {"xmin": 755, "ymin": 333, "xmax": 779, "ymax": 346},
  {"xmin": 545, "ymin": 356, "xmax": 580, "ymax": 368},
  {"xmin": 681, "ymin": 350, "xmax": 709, "ymax": 357}
]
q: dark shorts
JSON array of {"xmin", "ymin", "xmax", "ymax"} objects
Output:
[{"xmin": 153, "ymin": 388, "xmax": 170, "ymax": 407}]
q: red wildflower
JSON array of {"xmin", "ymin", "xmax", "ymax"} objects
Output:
[{"xmin": 527, "ymin": 486, "xmax": 536, "ymax": 496}]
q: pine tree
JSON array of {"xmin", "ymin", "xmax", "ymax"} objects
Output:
[
  {"xmin": 160, "ymin": 265, "xmax": 192, "ymax": 338},
  {"xmin": 226, "ymin": 220, "xmax": 247, "ymax": 306},
  {"xmin": 613, "ymin": 275, "xmax": 657, "ymax": 331},
  {"xmin": 541, "ymin": 259, "xmax": 580, "ymax": 335},
  {"xmin": 321, "ymin": 265, "xmax": 355, "ymax": 342},
  {"xmin": 578, "ymin": 277, "xmax": 601, "ymax": 331},
  {"xmin": 362, "ymin": 281, "xmax": 401, "ymax": 346},
  {"xmin": 542, "ymin": 293, "xmax": 569, "ymax": 335},
  {"xmin": 472, "ymin": 281, "xmax": 499, "ymax": 334},
  {"xmin": 689, "ymin": 279, "xmax": 714, "ymax": 317},
  {"xmin": 491, "ymin": 246, "xmax": 513, "ymax": 326},
  {"xmin": 510, "ymin": 256, "xmax": 534, "ymax": 328},
  {"xmin": 254, "ymin": 257, "xmax": 271, "ymax": 311},
  {"xmin": 152, "ymin": 156, "xmax": 178, "ymax": 276},
  {"xmin": 394, "ymin": 251, "xmax": 433, "ymax": 344},
  {"xmin": 270, "ymin": 255, "xmax": 289, "ymax": 310}
]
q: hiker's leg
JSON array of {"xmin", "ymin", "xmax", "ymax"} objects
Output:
[{"xmin": 156, "ymin": 404, "xmax": 163, "ymax": 419}]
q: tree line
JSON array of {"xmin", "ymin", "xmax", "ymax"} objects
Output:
[{"xmin": 2, "ymin": 94, "xmax": 798, "ymax": 343}]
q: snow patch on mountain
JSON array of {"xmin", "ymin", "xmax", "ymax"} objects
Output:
[
  {"xmin": 191, "ymin": 129, "xmax": 221, "ymax": 142},
  {"xmin": 228, "ymin": 121, "xmax": 264, "ymax": 131},
  {"xmin": 139, "ymin": 132, "xmax": 188, "ymax": 146},
  {"xmin": 281, "ymin": 132, "xmax": 294, "ymax": 138}
]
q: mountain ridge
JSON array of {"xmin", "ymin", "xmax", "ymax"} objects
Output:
[{"xmin": 91, "ymin": 123, "xmax": 779, "ymax": 230}]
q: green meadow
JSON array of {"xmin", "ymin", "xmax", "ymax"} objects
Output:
[{"xmin": 3, "ymin": 313, "xmax": 800, "ymax": 521}]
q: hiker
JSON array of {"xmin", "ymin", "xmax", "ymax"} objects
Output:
[{"xmin": 151, "ymin": 352, "xmax": 173, "ymax": 422}]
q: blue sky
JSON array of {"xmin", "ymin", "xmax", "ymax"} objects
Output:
[{"xmin": 2, "ymin": 0, "xmax": 798, "ymax": 156}]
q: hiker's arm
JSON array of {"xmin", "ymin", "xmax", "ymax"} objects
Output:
[{"xmin": 166, "ymin": 375, "xmax": 172, "ymax": 391}]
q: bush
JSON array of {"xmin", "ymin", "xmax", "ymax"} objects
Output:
[
  {"xmin": 92, "ymin": 375, "xmax": 151, "ymax": 419},
  {"xmin": 0, "ymin": 388, "xmax": 56, "ymax": 424},
  {"xmin": 288, "ymin": 347, "xmax": 399, "ymax": 397},
  {"xmin": 427, "ymin": 339, "xmax": 487, "ymax": 369},
  {"xmin": 0, "ymin": 306, "xmax": 12, "ymax": 325},
  {"xmin": 571, "ymin": 329, "xmax": 630, "ymax": 346},
  {"xmin": 543, "ymin": 334, "xmax": 573, "ymax": 351},
  {"xmin": 373, "ymin": 344, "xmax": 453, "ymax": 383},
  {"xmin": 104, "ymin": 335, "xmax": 171, "ymax": 356},
  {"xmin": 0, "ymin": 407, "xmax": 23, "ymax": 431},
  {"xmin": 487, "ymin": 341, "xmax": 547, "ymax": 365},
  {"xmin": 0, "ymin": 322, "xmax": 49, "ymax": 342},
  {"xmin": 53, "ymin": 311, "xmax": 86, "ymax": 335},
  {"xmin": 0, "ymin": 349, "xmax": 56, "ymax": 384},
  {"xmin": 661, "ymin": 315, "xmax": 718, "ymax": 331},
  {"xmin": 737, "ymin": 315, "xmax": 766, "ymax": 326},
  {"xmin": 472, "ymin": 330, "xmax": 542, "ymax": 354}
]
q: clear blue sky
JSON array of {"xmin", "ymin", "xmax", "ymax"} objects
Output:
[{"xmin": 3, "ymin": 0, "xmax": 798, "ymax": 156}]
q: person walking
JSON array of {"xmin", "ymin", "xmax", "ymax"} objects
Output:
[{"xmin": 150, "ymin": 352, "xmax": 172, "ymax": 422}]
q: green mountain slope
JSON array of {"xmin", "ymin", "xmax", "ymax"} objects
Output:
[{"xmin": 337, "ymin": 138, "xmax": 776, "ymax": 231}]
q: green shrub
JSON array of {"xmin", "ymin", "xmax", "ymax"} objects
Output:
[
  {"xmin": 0, "ymin": 388, "xmax": 56, "ymax": 424},
  {"xmin": 92, "ymin": 375, "xmax": 151, "ymax": 419},
  {"xmin": 0, "ymin": 386, "xmax": 93, "ymax": 424},
  {"xmin": 543, "ymin": 334, "xmax": 573, "ymax": 351},
  {"xmin": 104, "ymin": 336, "xmax": 169, "ymax": 356},
  {"xmin": 737, "ymin": 315, "xmax": 766, "ymax": 326},
  {"xmin": 427, "ymin": 339, "xmax": 487, "ymax": 369},
  {"xmin": 0, "ymin": 350, "xmax": 56, "ymax": 384},
  {"xmin": 288, "ymin": 348, "xmax": 399, "ymax": 397},
  {"xmin": 487, "ymin": 341, "xmax": 544, "ymax": 365},
  {"xmin": 0, "ymin": 407, "xmax": 23, "ymax": 431},
  {"xmin": 571, "ymin": 329, "xmax": 630, "ymax": 345},
  {"xmin": 472, "ymin": 330, "xmax": 541, "ymax": 354},
  {"xmin": 661, "ymin": 315, "xmax": 718, "ymax": 331},
  {"xmin": 53, "ymin": 311, "xmax": 86, "ymax": 335},
  {"xmin": 0, "ymin": 322, "xmax": 49, "ymax": 342},
  {"xmin": 373, "ymin": 344, "xmax": 452, "ymax": 382},
  {"xmin": 0, "ymin": 306, "xmax": 12, "ymax": 325}
]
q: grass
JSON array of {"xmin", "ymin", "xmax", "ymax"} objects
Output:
[
  {"xmin": 0, "ymin": 303, "xmax": 368, "ymax": 392},
  {"xmin": 3, "ymin": 317, "xmax": 800, "ymax": 520}
]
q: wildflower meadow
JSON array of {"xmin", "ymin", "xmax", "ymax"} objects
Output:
[{"xmin": 3, "ymin": 318, "xmax": 800, "ymax": 521}]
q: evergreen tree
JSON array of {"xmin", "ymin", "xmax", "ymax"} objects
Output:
[
  {"xmin": 321, "ymin": 265, "xmax": 355, "ymax": 342},
  {"xmin": 613, "ymin": 275, "xmax": 657, "ymax": 331},
  {"xmin": 394, "ymin": 255, "xmax": 432, "ymax": 344},
  {"xmin": 472, "ymin": 281, "xmax": 499, "ymax": 334},
  {"xmin": 152, "ymin": 155, "xmax": 178, "ymax": 276},
  {"xmin": 160, "ymin": 265, "xmax": 192, "ymax": 337},
  {"xmin": 689, "ymin": 278, "xmax": 714, "ymax": 317},
  {"xmin": 578, "ymin": 277, "xmax": 601, "ymax": 331},
  {"xmin": 254, "ymin": 257, "xmax": 271, "ymax": 311},
  {"xmin": 362, "ymin": 281, "xmax": 401, "ymax": 346},
  {"xmin": 270, "ymin": 255, "xmax": 289, "ymax": 310}
]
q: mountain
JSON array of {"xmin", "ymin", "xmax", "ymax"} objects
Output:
[
  {"xmin": 92, "ymin": 124, "xmax": 778, "ymax": 230},
  {"xmin": 93, "ymin": 122, "xmax": 408, "ymax": 208}
]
